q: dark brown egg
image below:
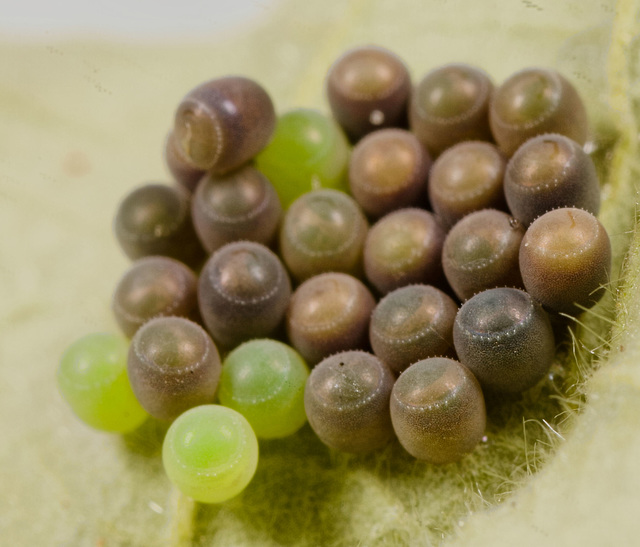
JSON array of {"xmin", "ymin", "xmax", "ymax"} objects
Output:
[
  {"xmin": 326, "ymin": 45, "xmax": 411, "ymax": 140},
  {"xmin": 409, "ymin": 64, "xmax": 494, "ymax": 157},
  {"xmin": 519, "ymin": 208, "xmax": 611, "ymax": 315},
  {"xmin": 442, "ymin": 209, "xmax": 525, "ymax": 301},
  {"xmin": 453, "ymin": 287, "xmax": 555, "ymax": 394},
  {"xmin": 127, "ymin": 316, "xmax": 221, "ymax": 422},
  {"xmin": 287, "ymin": 273, "xmax": 375, "ymax": 366},
  {"xmin": 174, "ymin": 76, "xmax": 276, "ymax": 173},
  {"xmin": 198, "ymin": 241, "xmax": 291, "ymax": 348},
  {"xmin": 370, "ymin": 284, "xmax": 458, "ymax": 374},
  {"xmin": 489, "ymin": 68, "xmax": 588, "ymax": 157},
  {"xmin": 428, "ymin": 141, "xmax": 507, "ymax": 230},
  {"xmin": 113, "ymin": 183, "xmax": 204, "ymax": 267},
  {"xmin": 504, "ymin": 133, "xmax": 600, "ymax": 226},
  {"xmin": 112, "ymin": 256, "xmax": 198, "ymax": 338},
  {"xmin": 305, "ymin": 351, "xmax": 395, "ymax": 453},
  {"xmin": 192, "ymin": 165, "xmax": 282, "ymax": 254},
  {"xmin": 364, "ymin": 208, "xmax": 445, "ymax": 295},
  {"xmin": 349, "ymin": 129, "xmax": 431, "ymax": 218},
  {"xmin": 390, "ymin": 357, "xmax": 486, "ymax": 463}
]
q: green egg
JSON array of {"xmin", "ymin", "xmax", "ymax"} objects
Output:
[
  {"xmin": 219, "ymin": 339, "xmax": 310, "ymax": 439},
  {"xmin": 255, "ymin": 108, "xmax": 350, "ymax": 208},
  {"xmin": 162, "ymin": 405, "xmax": 259, "ymax": 504},
  {"xmin": 57, "ymin": 333, "xmax": 148, "ymax": 433}
]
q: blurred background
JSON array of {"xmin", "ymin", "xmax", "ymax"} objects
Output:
[{"xmin": 0, "ymin": 0, "xmax": 278, "ymax": 39}]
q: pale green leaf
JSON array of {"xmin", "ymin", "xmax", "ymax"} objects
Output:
[{"xmin": 1, "ymin": 0, "xmax": 639, "ymax": 545}]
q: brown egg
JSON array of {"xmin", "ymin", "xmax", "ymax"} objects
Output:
[
  {"xmin": 305, "ymin": 351, "xmax": 395, "ymax": 453},
  {"xmin": 174, "ymin": 76, "xmax": 275, "ymax": 173},
  {"xmin": 490, "ymin": 68, "xmax": 588, "ymax": 157},
  {"xmin": 287, "ymin": 273, "xmax": 375, "ymax": 366},
  {"xmin": 410, "ymin": 64, "xmax": 494, "ymax": 157},
  {"xmin": 391, "ymin": 357, "xmax": 486, "ymax": 463},
  {"xmin": 349, "ymin": 129, "xmax": 431, "ymax": 218},
  {"xmin": 326, "ymin": 45, "xmax": 411, "ymax": 140},
  {"xmin": 519, "ymin": 207, "xmax": 611, "ymax": 315}
]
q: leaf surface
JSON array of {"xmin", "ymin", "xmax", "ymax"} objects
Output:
[{"xmin": 1, "ymin": 1, "xmax": 639, "ymax": 545}]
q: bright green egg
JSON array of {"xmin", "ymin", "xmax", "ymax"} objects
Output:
[
  {"xmin": 57, "ymin": 332, "xmax": 148, "ymax": 433},
  {"xmin": 219, "ymin": 339, "xmax": 310, "ymax": 439},
  {"xmin": 162, "ymin": 405, "xmax": 259, "ymax": 503},
  {"xmin": 255, "ymin": 108, "xmax": 350, "ymax": 208}
]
